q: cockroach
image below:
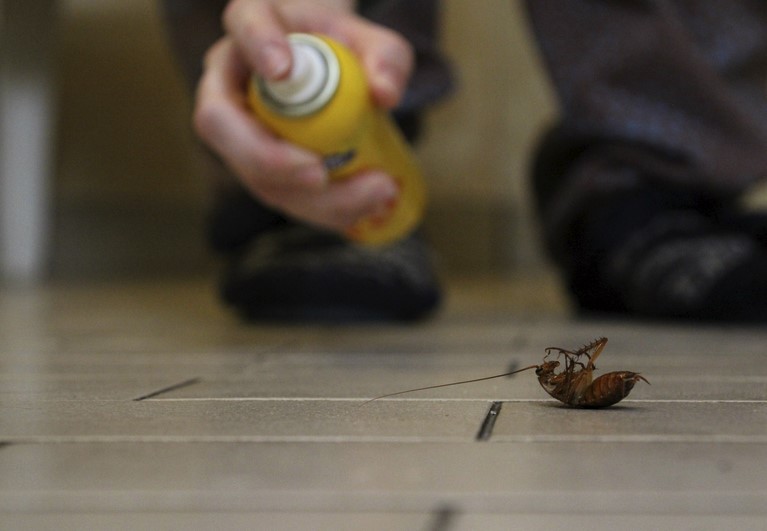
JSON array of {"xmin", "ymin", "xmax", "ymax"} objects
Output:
[{"xmin": 366, "ymin": 337, "xmax": 648, "ymax": 408}]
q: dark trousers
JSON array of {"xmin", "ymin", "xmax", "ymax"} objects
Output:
[{"xmin": 526, "ymin": 0, "xmax": 767, "ymax": 266}]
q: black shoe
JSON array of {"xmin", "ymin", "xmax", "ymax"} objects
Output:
[
  {"xmin": 218, "ymin": 224, "xmax": 441, "ymax": 323},
  {"xmin": 569, "ymin": 187, "xmax": 767, "ymax": 323},
  {"xmin": 531, "ymin": 124, "xmax": 767, "ymax": 323}
]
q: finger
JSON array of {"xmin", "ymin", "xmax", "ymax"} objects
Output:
[
  {"xmin": 222, "ymin": 0, "xmax": 292, "ymax": 79},
  {"xmin": 194, "ymin": 38, "xmax": 327, "ymax": 193},
  {"xmin": 282, "ymin": 171, "xmax": 400, "ymax": 232},
  {"xmin": 334, "ymin": 20, "xmax": 414, "ymax": 108}
]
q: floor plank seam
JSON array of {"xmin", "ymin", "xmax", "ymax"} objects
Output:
[
  {"xmin": 133, "ymin": 378, "xmax": 202, "ymax": 401},
  {"xmin": 7, "ymin": 434, "xmax": 767, "ymax": 444},
  {"xmin": 476, "ymin": 401, "xmax": 503, "ymax": 441},
  {"xmin": 427, "ymin": 503, "xmax": 461, "ymax": 531},
  {"xmin": 141, "ymin": 397, "xmax": 767, "ymax": 403}
]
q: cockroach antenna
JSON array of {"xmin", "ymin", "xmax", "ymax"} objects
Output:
[{"xmin": 361, "ymin": 364, "xmax": 539, "ymax": 405}]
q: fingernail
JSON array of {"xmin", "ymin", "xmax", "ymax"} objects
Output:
[
  {"xmin": 369, "ymin": 177, "xmax": 399, "ymax": 222},
  {"xmin": 258, "ymin": 43, "xmax": 291, "ymax": 79},
  {"xmin": 374, "ymin": 71, "xmax": 402, "ymax": 107},
  {"xmin": 369, "ymin": 198, "xmax": 398, "ymax": 228},
  {"xmin": 378, "ymin": 176, "xmax": 400, "ymax": 202}
]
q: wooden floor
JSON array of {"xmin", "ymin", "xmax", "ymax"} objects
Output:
[{"xmin": 1, "ymin": 275, "xmax": 766, "ymax": 530}]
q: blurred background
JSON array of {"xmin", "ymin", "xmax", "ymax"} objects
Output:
[{"xmin": 2, "ymin": 0, "xmax": 558, "ymax": 284}]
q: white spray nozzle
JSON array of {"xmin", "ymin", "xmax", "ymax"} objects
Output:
[
  {"xmin": 256, "ymin": 34, "xmax": 340, "ymax": 116},
  {"xmin": 263, "ymin": 41, "xmax": 328, "ymax": 106}
]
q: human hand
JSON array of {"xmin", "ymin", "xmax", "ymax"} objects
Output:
[{"xmin": 193, "ymin": 0, "xmax": 415, "ymax": 233}]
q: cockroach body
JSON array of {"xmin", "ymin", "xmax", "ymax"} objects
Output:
[
  {"xmin": 367, "ymin": 337, "xmax": 648, "ymax": 408},
  {"xmin": 536, "ymin": 338, "xmax": 648, "ymax": 408}
]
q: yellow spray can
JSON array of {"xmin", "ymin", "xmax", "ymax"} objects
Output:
[{"xmin": 248, "ymin": 33, "xmax": 425, "ymax": 245}]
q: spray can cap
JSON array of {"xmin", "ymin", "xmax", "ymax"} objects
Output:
[{"xmin": 256, "ymin": 34, "xmax": 340, "ymax": 116}]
